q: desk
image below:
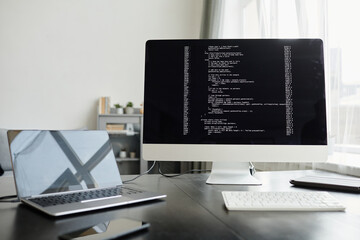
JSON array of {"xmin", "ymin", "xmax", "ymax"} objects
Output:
[{"xmin": 1, "ymin": 170, "xmax": 360, "ymax": 240}]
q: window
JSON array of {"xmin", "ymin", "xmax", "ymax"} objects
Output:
[
  {"xmin": 205, "ymin": 0, "xmax": 360, "ymax": 173},
  {"xmin": 328, "ymin": 0, "xmax": 360, "ymax": 154}
]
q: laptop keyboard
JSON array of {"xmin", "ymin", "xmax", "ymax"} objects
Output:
[{"xmin": 28, "ymin": 186, "xmax": 143, "ymax": 207}]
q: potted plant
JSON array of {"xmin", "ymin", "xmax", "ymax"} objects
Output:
[
  {"xmin": 125, "ymin": 101, "xmax": 134, "ymax": 114},
  {"xmin": 114, "ymin": 104, "xmax": 123, "ymax": 114},
  {"xmin": 119, "ymin": 147, "xmax": 127, "ymax": 158}
]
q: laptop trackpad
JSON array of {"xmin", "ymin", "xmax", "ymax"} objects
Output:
[
  {"xmin": 83, "ymin": 195, "xmax": 133, "ymax": 207},
  {"xmin": 81, "ymin": 195, "xmax": 123, "ymax": 203}
]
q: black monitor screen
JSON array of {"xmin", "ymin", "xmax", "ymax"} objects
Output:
[{"xmin": 144, "ymin": 39, "xmax": 326, "ymax": 145}]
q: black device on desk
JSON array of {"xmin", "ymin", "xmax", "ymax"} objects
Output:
[{"xmin": 290, "ymin": 175, "xmax": 360, "ymax": 193}]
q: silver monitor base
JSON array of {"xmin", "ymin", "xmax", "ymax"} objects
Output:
[{"xmin": 206, "ymin": 162, "xmax": 262, "ymax": 185}]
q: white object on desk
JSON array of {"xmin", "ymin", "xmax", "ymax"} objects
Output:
[{"xmin": 222, "ymin": 191, "xmax": 345, "ymax": 211}]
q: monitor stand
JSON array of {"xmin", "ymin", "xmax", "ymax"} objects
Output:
[{"xmin": 206, "ymin": 162, "xmax": 262, "ymax": 185}]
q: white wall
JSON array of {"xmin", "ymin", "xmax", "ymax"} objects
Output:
[{"xmin": 0, "ymin": 0, "xmax": 203, "ymax": 130}]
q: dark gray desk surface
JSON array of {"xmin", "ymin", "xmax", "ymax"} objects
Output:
[{"xmin": 1, "ymin": 170, "xmax": 359, "ymax": 240}]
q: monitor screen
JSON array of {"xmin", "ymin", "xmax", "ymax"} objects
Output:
[{"xmin": 144, "ymin": 39, "xmax": 326, "ymax": 146}]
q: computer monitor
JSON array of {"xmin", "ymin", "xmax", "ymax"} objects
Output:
[{"xmin": 143, "ymin": 39, "xmax": 327, "ymax": 185}]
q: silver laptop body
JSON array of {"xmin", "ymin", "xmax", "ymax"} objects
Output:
[{"xmin": 7, "ymin": 130, "xmax": 165, "ymax": 216}]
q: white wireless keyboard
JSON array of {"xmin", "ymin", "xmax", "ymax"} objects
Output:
[{"xmin": 222, "ymin": 191, "xmax": 345, "ymax": 211}]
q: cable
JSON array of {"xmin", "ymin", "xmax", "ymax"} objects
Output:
[
  {"xmin": 0, "ymin": 194, "xmax": 19, "ymax": 203},
  {"xmin": 158, "ymin": 162, "xmax": 211, "ymax": 178},
  {"xmin": 123, "ymin": 161, "xmax": 213, "ymax": 182},
  {"xmin": 0, "ymin": 199, "xmax": 19, "ymax": 203},
  {"xmin": 123, "ymin": 161, "xmax": 211, "ymax": 182},
  {"xmin": 123, "ymin": 161, "xmax": 157, "ymax": 183}
]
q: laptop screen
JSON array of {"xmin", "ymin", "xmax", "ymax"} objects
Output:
[{"xmin": 8, "ymin": 130, "xmax": 122, "ymax": 198}]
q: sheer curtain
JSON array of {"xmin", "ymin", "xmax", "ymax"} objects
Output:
[
  {"xmin": 321, "ymin": 0, "xmax": 360, "ymax": 176},
  {"xmin": 199, "ymin": 0, "xmax": 360, "ymax": 174},
  {"xmin": 328, "ymin": 1, "xmax": 360, "ymax": 150},
  {"xmin": 201, "ymin": 0, "xmax": 328, "ymax": 171},
  {"xmin": 201, "ymin": 0, "xmax": 327, "ymax": 39}
]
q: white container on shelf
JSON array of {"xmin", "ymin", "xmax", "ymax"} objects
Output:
[
  {"xmin": 116, "ymin": 108, "xmax": 124, "ymax": 114},
  {"xmin": 119, "ymin": 151, "xmax": 127, "ymax": 158},
  {"xmin": 125, "ymin": 107, "xmax": 134, "ymax": 114}
]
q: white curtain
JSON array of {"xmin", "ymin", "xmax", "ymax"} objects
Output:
[
  {"xmin": 199, "ymin": 0, "xmax": 360, "ymax": 173},
  {"xmin": 201, "ymin": 0, "xmax": 328, "ymax": 171},
  {"xmin": 201, "ymin": 0, "xmax": 327, "ymax": 39}
]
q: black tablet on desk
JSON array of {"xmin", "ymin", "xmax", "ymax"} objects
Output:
[{"xmin": 290, "ymin": 175, "xmax": 360, "ymax": 193}]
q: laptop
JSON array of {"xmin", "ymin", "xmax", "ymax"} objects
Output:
[{"xmin": 7, "ymin": 130, "xmax": 166, "ymax": 217}]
